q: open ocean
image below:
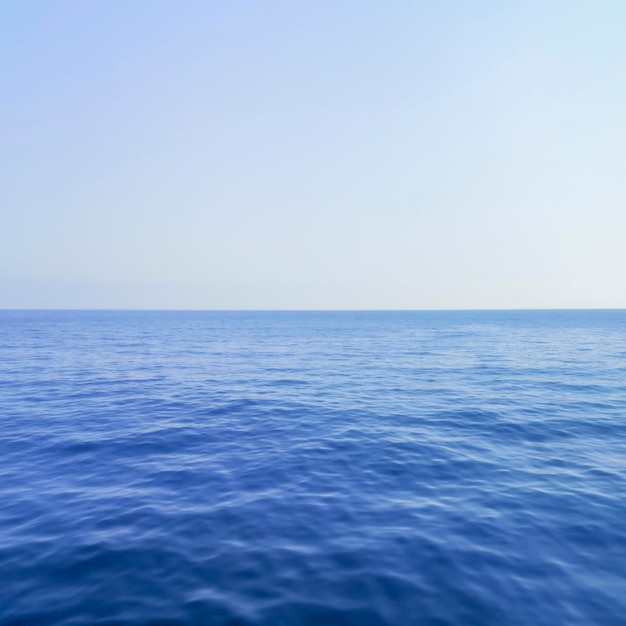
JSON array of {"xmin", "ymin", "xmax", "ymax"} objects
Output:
[{"xmin": 1, "ymin": 310, "xmax": 625, "ymax": 626}]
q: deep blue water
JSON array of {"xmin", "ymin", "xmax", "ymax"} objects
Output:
[{"xmin": 1, "ymin": 310, "xmax": 626, "ymax": 625}]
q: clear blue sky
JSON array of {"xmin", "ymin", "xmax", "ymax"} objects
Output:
[{"xmin": 2, "ymin": 1, "xmax": 625, "ymax": 309}]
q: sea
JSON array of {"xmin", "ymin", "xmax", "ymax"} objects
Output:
[{"xmin": 1, "ymin": 310, "xmax": 625, "ymax": 626}]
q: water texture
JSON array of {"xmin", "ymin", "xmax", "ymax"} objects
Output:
[{"xmin": 1, "ymin": 310, "xmax": 625, "ymax": 625}]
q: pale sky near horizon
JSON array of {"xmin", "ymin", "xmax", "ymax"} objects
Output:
[{"xmin": 2, "ymin": 1, "xmax": 625, "ymax": 309}]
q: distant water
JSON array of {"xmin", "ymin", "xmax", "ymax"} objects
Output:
[{"xmin": 1, "ymin": 310, "xmax": 626, "ymax": 626}]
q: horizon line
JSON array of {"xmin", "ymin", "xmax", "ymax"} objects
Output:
[{"xmin": 1, "ymin": 308, "xmax": 625, "ymax": 313}]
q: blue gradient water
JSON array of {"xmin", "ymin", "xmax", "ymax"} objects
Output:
[{"xmin": 1, "ymin": 311, "xmax": 625, "ymax": 625}]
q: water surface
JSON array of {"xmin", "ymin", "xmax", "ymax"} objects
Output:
[{"xmin": 1, "ymin": 310, "xmax": 625, "ymax": 625}]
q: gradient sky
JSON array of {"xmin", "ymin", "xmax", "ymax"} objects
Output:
[{"xmin": 2, "ymin": 1, "xmax": 625, "ymax": 309}]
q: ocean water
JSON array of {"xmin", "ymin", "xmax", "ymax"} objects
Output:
[{"xmin": 1, "ymin": 310, "xmax": 625, "ymax": 626}]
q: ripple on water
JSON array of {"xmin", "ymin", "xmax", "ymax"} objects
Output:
[{"xmin": 1, "ymin": 310, "xmax": 626, "ymax": 625}]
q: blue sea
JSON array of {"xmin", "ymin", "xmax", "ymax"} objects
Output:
[{"xmin": 1, "ymin": 310, "xmax": 625, "ymax": 625}]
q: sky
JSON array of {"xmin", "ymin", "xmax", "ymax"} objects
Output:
[{"xmin": 2, "ymin": 1, "xmax": 625, "ymax": 309}]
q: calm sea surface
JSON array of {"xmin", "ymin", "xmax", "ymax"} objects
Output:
[{"xmin": 1, "ymin": 310, "xmax": 625, "ymax": 625}]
